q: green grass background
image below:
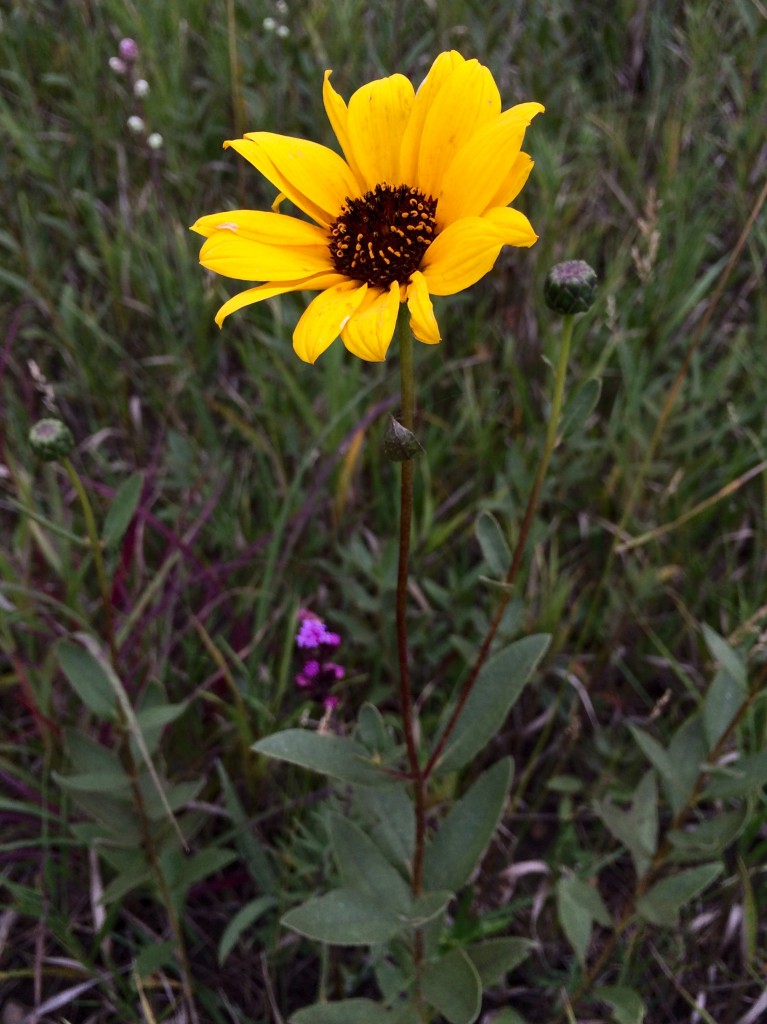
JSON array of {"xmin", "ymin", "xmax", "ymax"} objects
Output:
[{"xmin": 1, "ymin": 0, "xmax": 766, "ymax": 1021}]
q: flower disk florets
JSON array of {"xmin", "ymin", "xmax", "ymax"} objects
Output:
[{"xmin": 329, "ymin": 184, "xmax": 437, "ymax": 290}]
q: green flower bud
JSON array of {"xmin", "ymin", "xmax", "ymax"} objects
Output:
[
  {"xmin": 544, "ymin": 260, "xmax": 598, "ymax": 315},
  {"xmin": 382, "ymin": 416, "xmax": 424, "ymax": 462},
  {"xmin": 29, "ymin": 419, "xmax": 75, "ymax": 462}
]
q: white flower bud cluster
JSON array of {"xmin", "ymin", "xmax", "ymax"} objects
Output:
[
  {"xmin": 263, "ymin": 1, "xmax": 290, "ymax": 38},
  {"xmin": 109, "ymin": 37, "xmax": 164, "ymax": 153}
]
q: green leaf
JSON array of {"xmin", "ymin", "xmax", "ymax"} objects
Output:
[
  {"xmin": 132, "ymin": 680, "xmax": 181, "ymax": 756},
  {"xmin": 252, "ymin": 730, "xmax": 394, "ymax": 787},
  {"xmin": 423, "ymin": 758, "xmax": 513, "ymax": 892},
  {"xmin": 218, "ymin": 896, "xmax": 276, "ymax": 965},
  {"xmin": 475, "ymin": 511, "xmax": 511, "ymax": 578},
  {"xmin": 435, "ymin": 635, "xmax": 550, "ymax": 774},
  {"xmin": 140, "ymin": 777, "xmax": 204, "ymax": 820},
  {"xmin": 103, "ymin": 471, "xmax": 143, "ymax": 548},
  {"xmin": 100, "ymin": 853, "xmax": 152, "ymax": 904},
  {"xmin": 703, "ymin": 669, "xmax": 744, "ymax": 751},
  {"xmin": 330, "ymin": 814, "xmax": 411, "ymax": 911},
  {"xmin": 666, "ymin": 807, "xmax": 747, "ymax": 860},
  {"xmin": 488, "ymin": 1013, "xmax": 530, "ymax": 1024},
  {"xmin": 702, "ymin": 625, "xmax": 747, "ymax": 693},
  {"xmin": 667, "ymin": 715, "xmax": 707, "ymax": 813},
  {"xmin": 557, "ymin": 874, "xmax": 610, "ymax": 966},
  {"xmin": 163, "ymin": 847, "xmax": 237, "ymax": 894},
  {"xmin": 282, "ymin": 888, "xmax": 404, "ymax": 945},
  {"xmin": 422, "ymin": 948, "xmax": 482, "ymax": 1024},
  {"xmin": 216, "ymin": 760, "xmax": 278, "ymax": 894},
  {"xmin": 54, "ymin": 770, "xmax": 131, "ymax": 795},
  {"xmin": 561, "ymin": 377, "xmax": 601, "ymax": 437},
  {"xmin": 703, "ymin": 750, "xmax": 767, "ymax": 799},
  {"xmin": 135, "ymin": 701, "xmax": 189, "ymax": 732},
  {"xmin": 356, "ymin": 702, "xmax": 392, "ymax": 753},
  {"xmin": 407, "ymin": 890, "xmax": 453, "ymax": 927},
  {"xmin": 464, "ymin": 937, "xmax": 531, "ymax": 986},
  {"xmin": 58, "ymin": 641, "xmax": 115, "ymax": 717},
  {"xmin": 290, "ymin": 1000, "xmax": 393, "ymax": 1024},
  {"xmin": 134, "ymin": 941, "xmax": 176, "ymax": 979},
  {"xmin": 628, "ymin": 726, "xmax": 688, "ymax": 813},
  {"xmin": 64, "ymin": 728, "xmax": 125, "ymax": 776},
  {"xmin": 596, "ymin": 770, "xmax": 658, "ymax": 876},
  {"xmin": 636, "ymin": 862, "xmax": 722, "ymax": 927},
  {"xmin": 356, "ymin": 785, "xmax": 415, "ymax": 874},
  {"xmin": 595, "ymin": 985, "xmax": 645, "ymax": 1024}
]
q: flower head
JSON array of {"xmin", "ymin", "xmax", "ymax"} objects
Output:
[{"xmin": 191, "ymin": 52, "xmax": 543, "ymax": 364}]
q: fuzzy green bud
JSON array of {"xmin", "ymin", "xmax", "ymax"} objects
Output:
[
  {"xmin": 382, "ymin": 416, "xmax": 424, "ymax": 462},
  {"xmin": 29, "ymin": 418, "xmax": 75, "ymax": 462},
  {"xmin": 544, "ymin": 260, "xmax": 598, "ymax": 315}
]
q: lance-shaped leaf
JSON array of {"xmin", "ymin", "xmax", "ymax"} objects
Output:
[
  {"xmin": 434, "ymin": 635, "xmax": 550, "ymax": 774},
  {"xmin": 422, "ymin": 948, "xmax": 482, "ymax": 1024},
  {"xmin": 636, "ymin": 862, "xmax": 723, "ymax": 927},
  {"xmin": 595, "ymin": 770, "xmax": 658, "ymax": 876},
  {"xmin": 253, "ymin": 729, "xmax": 395, "ymax": 787},
  {"xmin": 282, "ymin": 888, "xmax": 404, "ymax": 945},
  {"xmin": 594, "ymin": 985, "xmax": 645, "ymax": 1024},
  {"xmin": 475, "ymin": 510, "xmax": 511, "ymax": 578},
  {"xmin": 423, "ymin": 757, "xmax": 513, "ymax": 892},
  {"xmin": 557, "ymin": 873, "xmax": 611, "ymax": 966},
  {"xmin": 330, "ymin": 814, "xmax": 411, "ymax": 911}
]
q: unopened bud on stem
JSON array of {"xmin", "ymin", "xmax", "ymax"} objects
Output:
[
  {"xmin": 544, "ymin": 260, "xmax": 598, "ymax": 315},
  {"xmin": 29, "ymin": 419, "xmax": 75, "ymax": 462}
]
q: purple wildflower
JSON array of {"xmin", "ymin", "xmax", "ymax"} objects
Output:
[{"xmin": 294, "ymin": 610, "xmax": 346, "ymax": 707}]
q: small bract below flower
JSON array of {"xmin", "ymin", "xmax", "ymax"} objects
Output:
[{"xmin": 191, "ymin": 51, "xmax": 543, "ymax": 364}]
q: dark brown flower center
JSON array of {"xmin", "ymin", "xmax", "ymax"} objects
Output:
[{"xmin": 328, "ymin": 183, "xmax": 438, "ymax": 289}]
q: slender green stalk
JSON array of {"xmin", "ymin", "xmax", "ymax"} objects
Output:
[
  {"xmin": 63, "ymin": 458, "xmax": 118, "ymax": 668},
  {"xmin": 425, "ymin": 314, "xmax": 575, "ymax": 778}
]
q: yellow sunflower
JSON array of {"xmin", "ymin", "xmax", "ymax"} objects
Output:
[{"xmin": 191, "ymin": 51, "xmax": 543, "ymax": 364}]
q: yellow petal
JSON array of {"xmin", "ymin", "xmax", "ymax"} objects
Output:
[
  {"xmin": 199, "ymin": 232, "xmax": 332, "ymax": 281},
  {"xmin": 293, "ymin": 280, "xmax": 368, "ymax": 364},
  {"xmin": 406, "ymin": 271, "xmax": 441, "ymax": 344},
  {"xmin": 341, "ymin": 281, "xmax": 400, "ymax": 361},
  {"xmin": 323, "ymin": 70, "xmax": 365, "ymax": 189},
  {"xmin": 213, "ymin": 272, "xmax": 346, "ymax": 327},
  {"xmin": 483, "ymin": 206, "xmax": 539, "ymax": 247},
  {"xmin": 436, "ymin": 103, "xmax": 544, "ymax": 227},
  {"xmin": 484, "ymin": 153, "xmax": 535, "ymax": 211},
  {"xmin": 400, "ymin": 51, "xmax": 467, "ymax": 183},
  {"xmin": 414, "ymin": 59, "xmax": 501, "ymax": 199},
  {"xmin": 346, "ymin": 74, "xmax": 415, "ymax": 190},
  {"xmin": 225, "ymin": 134, "xmax": 358, "ymax": 227},
  {"xmin": 191, "ymin": 209, "xmax": 329, "ymax": 246},
  {"xmin": 420, "ymin": 217, "xmax": 504, "ymax": 296}
]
